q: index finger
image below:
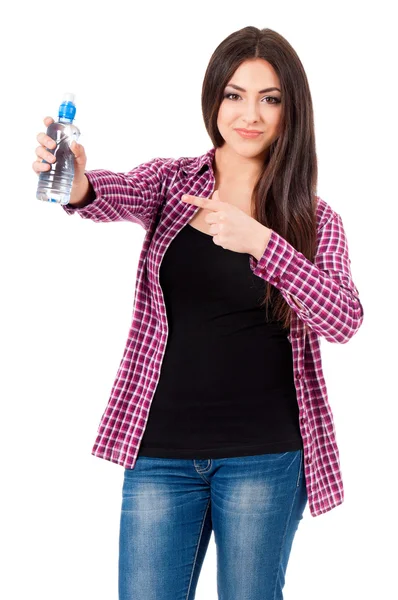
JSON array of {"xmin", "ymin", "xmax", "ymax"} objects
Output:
[
  {"xmin": 41, "ymin": 116, "xmax": 55, "ymax": 147},
  {"xmin": 181, "ymin": 194, "xmax": 212, "ymax": 206},
  {"xmin": 37, "ymin": 130, "xmax": 56, "ymax": 149}
]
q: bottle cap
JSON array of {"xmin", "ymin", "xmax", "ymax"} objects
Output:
[
  {"xmin": 62, "ymin": 92, "xmax": 76, "ymax": 104},
  {"xmin": 59, "ymin": 92, "xmax": 77, "ymax": 121}
]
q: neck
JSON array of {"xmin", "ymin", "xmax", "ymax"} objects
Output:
[{"xmin": 213, "ymin": 145, "xmax": 266, "ymax": 185}]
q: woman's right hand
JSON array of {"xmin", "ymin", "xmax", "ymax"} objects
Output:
[{"xmin": 33, "ymin": 116, "xmax": 91, "ymax": 206}]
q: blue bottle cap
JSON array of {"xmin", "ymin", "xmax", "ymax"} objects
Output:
[{"xmin": 58, "ymin": 92, "xmax": 76, "ymax": 121}]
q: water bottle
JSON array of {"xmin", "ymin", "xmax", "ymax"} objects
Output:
[{"xmin": 36, "ymin": 93, "xmax": 81, "ymax": 205}]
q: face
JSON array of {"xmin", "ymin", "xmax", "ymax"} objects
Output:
[{"xmin": 217, "ymin": 58, "xmax": 283, "ymax": 162}]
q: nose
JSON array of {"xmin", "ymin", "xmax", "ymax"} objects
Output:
[{"xmin": 242, "ymin": 99, "xmax": 261, "ymax": 124}]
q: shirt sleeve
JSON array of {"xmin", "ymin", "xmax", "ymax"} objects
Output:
[
  {"xmin": 60, "ymin": 156, "xmax": 174, "ymax": 228},
  {"xmin": 249, "ymin": 212, "xmax": 364, "ymax": 344}
]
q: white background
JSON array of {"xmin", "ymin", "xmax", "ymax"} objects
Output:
[{"xmin": 1, "ymin": 1, "xmax": 396, "ymax": 598}]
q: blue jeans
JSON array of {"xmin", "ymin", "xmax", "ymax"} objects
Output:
[{"xmin": 119, "ymin": 449, "xmax": 307, "ymax": 600}]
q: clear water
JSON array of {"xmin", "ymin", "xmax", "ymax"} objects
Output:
[{"xmin": 36, "ymin": 120, "xmax": 80, "ymax": 205}]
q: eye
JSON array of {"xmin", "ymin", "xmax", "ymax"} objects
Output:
[
  {"xmin": 264, "ymin": 96, "xmax": 281, "ymax": 105},
  {"xmin": 223, "ymin": 93, "xmax": 281, "ymax": 104}
]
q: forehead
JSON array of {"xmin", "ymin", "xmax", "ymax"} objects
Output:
[{"xmin": 229, "ymin": 59, "xmax": 280, "ymax": 87}]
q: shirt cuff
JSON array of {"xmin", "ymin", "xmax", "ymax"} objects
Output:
[
  {"xmin": 249, "ymin": 229, "xmax": 296, "ymax": 286},
  {"xmin": 249, "ymin": 229, "xmax": 310, "ymax": 317},
  {"xmin": 60, "ymin": 171, "xmax": 102, "ymax": 218}
]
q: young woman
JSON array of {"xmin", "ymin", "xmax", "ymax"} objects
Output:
[{"xmin": 33, "ymin": 25, "xmax": 364, "ymax": 600}]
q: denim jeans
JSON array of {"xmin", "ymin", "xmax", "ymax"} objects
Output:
[{"xmin": 119, "ymin": 449, "xmax": 307, "ymax": 600}]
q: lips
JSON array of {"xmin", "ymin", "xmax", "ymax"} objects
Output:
[
  {"xmin": 235, "ymin": 129, "xmax": 263, "ymax": 139},
  {"xmin": 235, "ymin": 128, "xmax": 263, "ymax": 134}
]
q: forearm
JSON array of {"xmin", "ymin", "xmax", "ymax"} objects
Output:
[
  {"xmin": 248, "ymin": 219, "xmax": 364, "ymax": 344},
  {"xmin": 61, "ymin": 157, "xmax": 171, "ymax": 224}
]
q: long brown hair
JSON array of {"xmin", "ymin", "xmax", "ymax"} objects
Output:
[{"xmin": 201, "ymin": 26, "xmax": 318, "ymax": 330}]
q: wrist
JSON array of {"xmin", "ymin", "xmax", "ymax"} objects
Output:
[
  {"xmin": 251, "ymin": 225, "xmax": 272, "ymax": 261},
  {"xmin": 69, "ymin": 175, "xmax": 94, "ymax": 207}
]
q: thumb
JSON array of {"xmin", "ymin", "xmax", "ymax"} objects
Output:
[
  {"xmin": 70, "ymin": 140, "xmax": 80, "ymax": 155},
  {"xmin": 70, "ymin": 140, "xmax": 86, "ymax": 166}
]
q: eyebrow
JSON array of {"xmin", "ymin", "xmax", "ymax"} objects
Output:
[{"xmin": 225, "ymin": 83, "xmax": 281, "ymax": 93}]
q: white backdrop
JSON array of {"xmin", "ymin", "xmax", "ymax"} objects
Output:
[{"xmin": 1, "ymin": 1, "xmax": 396, "ymax": 598}]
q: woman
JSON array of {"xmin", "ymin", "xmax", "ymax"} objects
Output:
[{"xmin": 33, "ymin": 26, "xmax": 364, "ymax": 600}]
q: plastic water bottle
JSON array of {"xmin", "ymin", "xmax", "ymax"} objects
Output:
[{"xmin": 36, "ymin": 93, "xmax": 81, "ymax": 205}]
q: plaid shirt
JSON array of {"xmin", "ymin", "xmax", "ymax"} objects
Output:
[{"xmin": 62, "ymin": 146, "xmax": 364, "ymax": 517}]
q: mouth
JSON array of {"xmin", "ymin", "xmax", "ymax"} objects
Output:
[
  {"xmin": 235, "ymin": 128, "xmax": 263, "ymax": 133},
  {"xmin": 235, "ymin": 129, "xmax": 263, "ymax": 138}
]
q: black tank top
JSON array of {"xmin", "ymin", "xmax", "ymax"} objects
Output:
[{"xmin": 138, "ymin": 222, "xmax": 303, "ymax": 458}]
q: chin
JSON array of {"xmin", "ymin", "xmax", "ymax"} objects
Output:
[{"xmin": 231, "ymin": 142, "xmax": 269, "ymax": 157}]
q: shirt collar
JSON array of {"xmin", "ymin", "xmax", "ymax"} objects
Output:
[{"xmin": 180, "ymin": 146, "xmax": 216, "ymax": 176}]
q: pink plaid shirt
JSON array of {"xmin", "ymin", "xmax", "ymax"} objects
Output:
[{"xmin": 62, "ymin": 146, "xmax": 364, "ymax": 517}]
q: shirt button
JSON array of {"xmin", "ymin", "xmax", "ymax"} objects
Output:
[
  {"xmin": 273, "ymin": 275, "xmax": 280, "ymax": 284},
  {"xmin": 296, "ymin": 373, "xmax": 302, "ymax": 380},
  {"xmin": 306, "ymin": 457, "xmax": 312, "ymax": 465},
  {"xmin": 300, "ymin": 417, "xmax": 306, "ymax": 425}
]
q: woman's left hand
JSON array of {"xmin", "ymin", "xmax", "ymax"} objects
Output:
[{"xmin": 181, "ymin": 189, "xmax": 272, "ymax": 258}]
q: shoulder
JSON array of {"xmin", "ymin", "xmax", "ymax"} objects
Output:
[
  {"xmin": 315, "ymin": 196, "xmax": 339, "ymax": 231},
  {"xmin": 139, "ymin": 148, "xmax": 215, "ymax": 182}
]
